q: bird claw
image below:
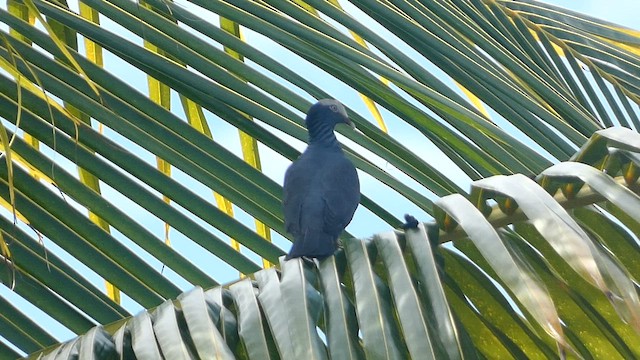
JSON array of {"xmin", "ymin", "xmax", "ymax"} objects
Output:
[{"xmin": 301, "ymin": 256, "xmax": 318, "ymax": 267}]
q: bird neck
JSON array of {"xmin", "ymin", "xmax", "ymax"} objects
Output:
[{"xmin": 307, "ymin": 121, "xmax": 340, "ymax": 147}]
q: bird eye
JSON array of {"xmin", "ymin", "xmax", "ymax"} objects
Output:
[{"xmin": 329, "ymin": 105, "xmax": 339, "ymax": 112}]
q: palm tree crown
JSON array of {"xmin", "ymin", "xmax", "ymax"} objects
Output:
[{"xmin": 0, "ymin": 0, "xmax": 639, "ymax": 358}]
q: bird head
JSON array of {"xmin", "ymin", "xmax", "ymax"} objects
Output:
[{"xmin": 305, "ymin": 99, "xmax": 355, "ymax": 130}]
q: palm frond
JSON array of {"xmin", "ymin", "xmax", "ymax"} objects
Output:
[{"xmin": 0, "ymin": 0, "xmax": 639, "ymax": 357}]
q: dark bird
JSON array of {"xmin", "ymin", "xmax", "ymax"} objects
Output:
[
  {"xmin": 402, "ymin": 214, "xmax": 419, "ymax": 229},
  {"xmin": 283, "ymin": 99, "xmax": 360, "ymax": 260}
]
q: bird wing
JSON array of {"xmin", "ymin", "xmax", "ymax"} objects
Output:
[
  {"xmin": 282, "ymin": 159, "xmax": 310, "ymax": 235},
  {"xmin": 320, "ymin": 156, "xmax": 360, "ymax": 236},
  {"xmin": 283, "ymin": 150, "xmax": 359, "ymax": 259}
]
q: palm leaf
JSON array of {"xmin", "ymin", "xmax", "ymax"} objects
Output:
[{"xmin": 25, "ymin": 128, "xmax": 640, "ymax": 358}]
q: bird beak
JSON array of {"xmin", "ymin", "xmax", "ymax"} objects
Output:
[{"xmin": 347, "ymin": 119, "xmax": 356, "ymax": 130}]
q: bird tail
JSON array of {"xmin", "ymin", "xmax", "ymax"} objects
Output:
[{"xmin": 286, "ymin": 231, "xmax": 338, "ymax": 260}]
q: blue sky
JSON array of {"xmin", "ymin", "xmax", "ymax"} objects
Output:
[
  {"xmin": 0, "ymin": 0, "xmax": 638, "ymax": 355},
  {"xmin": 544, "ymin": 0, "xmax": 640, "ymax": 29}
]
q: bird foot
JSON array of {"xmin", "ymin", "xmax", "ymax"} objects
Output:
[
  {"xmin": 301, "ymin": 256, "xmax": 317, "ymax": 267},
  {"xmin": 284, "ymin": 255, "xmax": 318, "ymax": 267}
]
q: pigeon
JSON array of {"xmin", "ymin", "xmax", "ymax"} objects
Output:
[{"xmin": 283, "ymin": 99, "xmax": 360, "ymax": 260}]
